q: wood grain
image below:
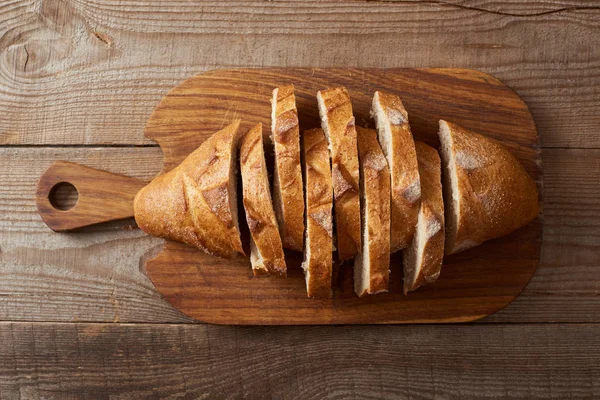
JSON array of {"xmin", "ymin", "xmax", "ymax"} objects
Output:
[
  {"xmin": 26, "ymin": 68, "xmax": 544, "ymax": 324},
  {"xmin": 1, "ymin": 322, "xmax": 599, "ymax": 399},
  {"xmin": 0, "ymin": 147, "xmax": 194, "ymax": 323},
  {"xmin": 0, "ymin": 147, "xmax": 598, "ymax": 324},
  {"xmin": 0, "ymin": 0, "xmax": 598, "ymax": 147},
  {"xmin": 1, "ymin": 0, "xmax": 598, "ymax": 396},
  {"xmin": 487, "ymin": 148, "xmax": 600, "ymax": 322},
  {"xmin": 143, "ymin": 67, "xmax": 544, "ymax": 324},
  {"xmin": 36, "ymin": 161, "xmax": 146, "ymax": 231}
]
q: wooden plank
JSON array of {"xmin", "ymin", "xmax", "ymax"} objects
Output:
[
  {"xmin": 0, "ymin": 147, "xmax": 598, "ymax": 323},
  {"xmin": 0, "ymin": 147, "xmax": 193, "ymax": 323},
  {"xmin": 488, "ymin": 148, "xmax": 600, "ymax": 322},
  {"xmin": 0, "ymin": 322, "xmax": 599, "ymax": 398},
  {"xmin": 0, "ymin": 1, "xmax": 598, "ymax": 147}
]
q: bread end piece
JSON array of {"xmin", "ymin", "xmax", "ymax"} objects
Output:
[
  {"xmin": 240, "ymin": 123, "xmax": 286, "ymax": 277},
  {"xmin": 371, "ymin": 91, "xmax": 421, "ymax": 253},
  {"xmin": 302, "ymin": 128, "xmax": 333, "ymax": 299},
  {"xmin": 355, "ymin": 127, "xmax": 391, "ymax": 297},
  {"xmin": 439, "ymin": 120, "xmax": 540, "ymax": 255},
  {"xmin": 134, "ymin": 120, "xmax": 245, "ymax": 259},
  {"xmin": 402, "ymin": 141, "xmax": 445, "ymax": 294},
  {"xmin": 271, "ymin": 85, "xmax": 305, "ymax": 252},
  {"xmin": 316, "ymin": 87, "xmax": 361, "ymax": 261}
]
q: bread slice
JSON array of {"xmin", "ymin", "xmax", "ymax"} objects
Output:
[
  {"xmin": 402, "ymin": 142, "xmax": 444, "ymax": 294},
  {"xmin": 316, "ymin": 87, "xmax": 361, "ymax": 261},
  {"xmin": 240, "ymin": 123, "xmax": 286, "ymax": 277},
  {"xmin": 271, "ymin": 85, "xmax": 305, "ymax": 252},
  {"xmin": 134, "ymin": 120, "xmax": 244, "ymax": 258},
  {"xmin": 354, "ymin": 127, "xmax": 390, "ymax": 297},
  {"xmin": 371, "ymin": 91, "xmax": 421, "ymax": 252},
  {"xmin": 302, "ymin": 128, "xmax": 333, "ymax": 298},
  {"xmin": 439, "ymin": 120, "xmax": 540, "ymax": 255}
]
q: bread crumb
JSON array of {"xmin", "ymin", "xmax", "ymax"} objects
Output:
[
  {"xmin": 386, "ymin": 108, "xmax": 407, "ymax": 125},
  {"xmin": 425, "ymin": 219, "xmax": 441, "ymax": 240},
  {"xmin": 309, "ymin": 210, "xmax": 333, "ymax": 237},
  {"xmin": 402, "ymin": 177, "xmax": 421, "ymax": 204}
]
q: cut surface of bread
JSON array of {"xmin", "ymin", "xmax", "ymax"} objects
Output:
[
  {"xmin": 240, "ymin": 123, "xmax": 286, "ymax": 277},
  {"xmin": 439, "ymin": 120, "xmax": 540, "ymax": 255},
  {"xmin": 134, "ymin": 120, "xmax": 244, "ymax": 258},
  {"xmin": 355, "ymin": 127, "xmax": 391, "ymax": 297},
  {"xmin": 371, "ymin": 91, "xmax": 421, "ymax": 252},
  {"xmin": 302, "ymin": 128, "xmax": 333, "ymax": 298},
  {"xmin": 316, "ymin": 87, "xmax": 361, "ymax": 261},
  {"xmin": 271, "ymin": 85, "xmax": 305, "ymax": 252},
  {"xmin": 402, "ymin": 141, "xmax": 445, "ymax": 294}
]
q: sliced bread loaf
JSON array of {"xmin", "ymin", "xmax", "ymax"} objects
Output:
[
  {"xmin": 302, "ymin": 128, "xmax": 334, "ymax": 298},
  {"xmin": 134, "ymin": 120, "xmax": 244, "ymax": 258},
  {"xmin": 240, "ymin": 123, "xmax": 286, "ymax": 277},
  {"xmin": 271, "ymin": 85, "xmax": 305, "ymax": 252},
  {"xmin": 439, "ymin": 120, "xmax": 539, "ymax": 255},
  {"xmin": 316, "ymin": 87, "xmax": 361, "ymax": 261},
  {"xmin": 371, "ymin": 91, "xmax": 421, "ymax": 252},
  {"xmin": 355, "ymin": 127, "xmax": 391, "ymax": 297},
  {"xmin": 402, "ymin": 141, "xmax": 444, "ymax": 294}
]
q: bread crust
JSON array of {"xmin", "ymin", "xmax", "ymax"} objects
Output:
[
  {"xmin": 371, "ymin": 91, "xmax": 421, "ymax": 252},
  {"xmin": 134, "ymin": 121, "xmax": 244, "ymax": 259},
  {"xmin": 355, "ymin": 127, "xmax": 391, "ymax": 297},
  {"xmin": 403, "ymin": 142, "xmax": 445, "ymax": 294},
  {"xmin": 439, "ymin": 120, "xmax": 540, "ymax": 255},
  {"xmin": 240, "ymin": 123, "xmax": 286, "ymax": 277},
  {"xmin": 302, "ymin": 128, "xmax": 333, "ymax": 299},
  {"xmin": 316, "ymin": 87, "xmax": 361, "ymax": 260},
  {"xmin": 271, "ymin": 85, "xmax": 305, "ymax": 252}
]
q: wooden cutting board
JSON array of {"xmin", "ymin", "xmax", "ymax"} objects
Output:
[{"xmin": 36, "ymin": 68, "xmax": 542, "ymax": 325}]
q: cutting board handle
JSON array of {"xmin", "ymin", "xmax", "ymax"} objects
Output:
[{"xmin": 36, "ymin": 161, "xmax": 148, "ymax": 231}]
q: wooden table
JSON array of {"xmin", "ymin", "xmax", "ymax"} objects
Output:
[{"xmin": 1, "ymin": 1, "xmax": 599, "ymax": 398}]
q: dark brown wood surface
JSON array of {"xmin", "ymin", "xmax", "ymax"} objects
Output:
[{"xmin": 1, "ymin": 0, "xmax": 599, "ymax": 397}]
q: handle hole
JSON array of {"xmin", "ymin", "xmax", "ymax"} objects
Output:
[{"xmin": 49, "ymin": 182, "xmax": 79, "ymax": 211}]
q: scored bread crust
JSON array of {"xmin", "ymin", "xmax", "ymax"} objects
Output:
[
  {"xmin": 134, "ymin": 120, "xmax": 244, "ymax": 259},
  {"xmin": 271, "ymin": 85, "xmax": 305, "ymax": 252},
  {"xmin": 402, "ymin": 141, "xmax": 445, "ymax": 294},
  {"xmin": 316, "ymin": 87, "xmax": 361, "ymax": 261},
  {"xmin": 240, "ymin": 123, "xmax": 286, "ymax": 277},
  {"xmin": 439, "ymin": 120, "xmax": 540, "ymax": 255},
  {"xmin": 355, "ymin": 127, "xmax": 391, "ymax": 297},
  {"xmin": 302, "ymin": 128, "xmax": 333, "ymax": 299},
  {"xmin": 371, "ymin": 91, "xmax": 421, "ymax": 252}
]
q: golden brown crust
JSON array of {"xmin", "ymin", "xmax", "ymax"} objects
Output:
[
  {"xmin": 317, "ymin": 87, "xmax": 361, "ymax": 260},
  {"xmin": 403, "ymin": 142, "xmax": 445, "ymax": 294},
  {"xmin": 355, "ymin": 127, "xmax": 390, "ymax": 297},
  {"xmin": 133, "ymin": 121, "xmax": 244, "ymax": 259},
  {"xmin": 371, "ymin": 91, "xmax": 421, "ymax": 252},
  {"xmin": 271, "ymin": 85, "xmax": 305, "ymax": 252},
  {"xmin": 302, "ymin": 128, "xmax": 333, "ymax": 299},
  {"xmin": 240, "ymin": 123, "xmax": 286, "ymax": 277},
  {"xmin": 440, "ymin": 120, "xmax": 540, "ymax": 255}
]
